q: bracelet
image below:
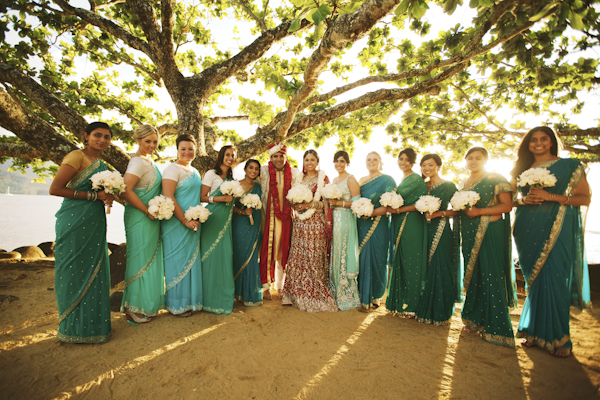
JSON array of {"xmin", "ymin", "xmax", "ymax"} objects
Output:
[
  {"xmin": 92, "ymin": 192, "xmax": 98, "ymax": 201},
  {"xmin": 73, "ymin": 190, "xmax": 78, "ymax": 199},
  {"xmin": 560, "ymin": 195, "xmax": 570, "ymax": 205},
  {"xmin": 517, "ymin": 198, "xmax": 525, "ymax": 206},
  {"xmin": 442, "ymin": 211, "xmax": 446, "ymax": 217},
  {"xmin": 549, "ymin": 193, "xmax": 556, "ymax": 201},
  {"xmin": 87, "ymin": 191, "xmax": 91, "ymax": 200},
  {"xmin": 342, "ymin": 201, "xmax": 345, "ymax": 208},
  {"xmin": 209, "ymin": 196, "xmax": 214, "ymax": 204}
]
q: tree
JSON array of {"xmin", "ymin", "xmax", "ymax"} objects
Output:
[{"xmin": 0, "ymin": 0, "xmax": 598, "ymax": 178}]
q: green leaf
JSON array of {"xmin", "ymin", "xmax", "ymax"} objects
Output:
[
  {"xmin": 529, "ymin": 2, "xmax": 558, "ymax": 22},
  {"xmin": 568, "ymin": 10, "xmax": 584, "ymax": 31},
  {"xmin": 395, "ymin": 0, "xmax": 412, "ymax": 16}
]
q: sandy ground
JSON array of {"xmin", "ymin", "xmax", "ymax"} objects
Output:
[{"xmin": 0, "ymin": 259, "xmax": 599, "ymax": 400}]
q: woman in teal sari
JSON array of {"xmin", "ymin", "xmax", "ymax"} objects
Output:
[
  {"xmin": 232, "ymin": 159, "xmax": 263, "ymax": 306},
  {"xmin": 162, "ymin": 134, "xmax": 203, "ymax": 316},
  {"xmin": 50, "ymin": 122, "xmax": 114, "ymax": 343},
  {"xmin": 511, "ymin": 127, "xmax": 591, "ymax": 357},
  {"xmin": 386, "ymin": 148, "xmax": 428, "ymax": 317},
  {"xmin": 326, "ymin": 151, "xmax": 361, "ymax": 310},
  {"xmin": 357, "ymin": 152, "xmax": 396, "ymax": 309},
  {"xmin": 415, "ymin": 154, "xmax": 461, "ymax": 326},
  {"xmin": 200, "ymin": 145, "xmax": 236, "ymax": 315},
  {"xmin": 460, "ymin": 147, "xmax": 516, "ymax": 347},
  {"xmin": 121, "ymin": 124, "xmax": 165, "ymax": 323}
]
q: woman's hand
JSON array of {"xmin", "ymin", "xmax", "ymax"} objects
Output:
[
  {"xmin": 183, "ymin": 220, "xmax": 200, "ymax": 231},
  {"xmin": 464, "ymin": 206, "xmax": 481, "ymax": 218},
  {"xmin": 242, "ymin": 208, "xmax": 253, "ymax": 216},
  {"xmin": 219, "ymin": 195, "xmax": 234, "ymax": 203},
  {"xmin": 294, "ymin": 202, "xmax": 308, "ymax": 211},
  {"xmin": 97, "ymin": 192, "xmax": 114, "ymax": 206},
  {"xmin": 145, "ymin": 210, "xmax": 156, "ymax": 221},
  {"xmin": 329, "ymin": 199, "xmax": 339, "ymax": 207},
  {"xmin": 528, "ymin": 187, "xmax": 549, "ymax": 202}
]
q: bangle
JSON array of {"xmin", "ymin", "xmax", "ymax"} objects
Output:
[
  {"xmin": 560, "ymin": 195, "xmax": 570, "ymax": 205},
  {"xmin": 517, "ymin": 198, "xmax": 525, "ymax": 206},
  {"xmin": 342, "ymin": 201, "xmax": 345, "ymax": 208},
  {"xmin": 209, "ymin": 196, "xmax": 214, "ymax": 204},
  {"xmin": 73, "ymin": 190, "xmax": 78, "ymax": 199},
  {"xmin": 442, "ymin": 211, "xmax": 446, "ymax": 217},
  {"xmin": 93, "ymin": 192, "xmax": 98, "ymax": 201},
  {"xmin": 87, "ymin": 191, "xmax": 91, "ymax": 200}
]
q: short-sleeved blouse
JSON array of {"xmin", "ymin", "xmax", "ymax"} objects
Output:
[
  {"xmin": 203, "ymin": 169, "xmax": 223, "ymax": 195},
  {"xmin": 125, "ymin": 157, "xmax": 156, "ymax": 191},
  {"xmin": 163, "ymin": 163, "xmax": 192, "ymax": 184},
  {"xmin": 62, "ymin": 150, "xmax": 92, "ymax": 177}
]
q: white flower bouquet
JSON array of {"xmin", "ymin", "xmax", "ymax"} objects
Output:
[
  {"xmin": 380, "ymin": 191, "xmax": 404, "ymax": 210},
  {"xmin": 286, "ymin": 184, "xmax": 313, "ymax": 204},
  {"xmin": 185, "ymin": 205, "xmax": 211, "ymax": 233},
  {"xmin": 351, "ymin": 197, "xmax": 374, "ymax": 218},
  {"xmin": 240, "ymin": 193, "xmax": 262, "ymax": 225},
  {"xmin": 415, "ymin": 195, "xmax": 442, "ymax": 222},
  {"xmin": 147, "ymin": 195, "xmax": 175, "ymax": 220},
  {"xmin": 90, "ymin": 170, "xmax": 126, "ymax": 214},
  {"xmin": 517, "ymin": 167, "xmax": 557, "ymax": 188},
  {"xmin": 450, "ymin": 190, "xmax": 480, "ymax": 211},
  {"xmin": 220, "ymin": 180, "xmax": 245, "ymax": 197},
  {"xmin": 321, "ymin": 183, "xmax": 343, "ymax": 200}
]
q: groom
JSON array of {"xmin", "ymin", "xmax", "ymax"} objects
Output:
[{"xmin": 260, "ymin": 143, "xmax": 299, "ymax": 299}]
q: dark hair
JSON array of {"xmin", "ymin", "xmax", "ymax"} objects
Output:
[
  {"xmin": 85, "ymin": 121, "xmax": 112, "ymax": 136},
  {"xmin": 398, "ymin": 148, "xmax": 417, "ymax": 164},
  {"xmin": 420, "ymin": 153, "xmax": 443, "ymax": 179},
  {"xmin": 213, "ymin": 145, "xmax": 236, "ymax": 180},
  {"xmin": 333, "ymin": 150, "xmax": 350, "ymax": 164},
  {"xmin": 511, "ymin": 126, "xmax": 561, "ymax": 179},
  {"xmin": 176, "ymin": 134, "xmax": 196, "ymax": 148},
  {"xmin": 303, "ymin": 149, "xmax": 319, "ymax": 162},
  {"xmin": 244, "ymin": 159, "xmax": 261, "ymax": 176},
  {"xmin": 465, "ymin": 147, "xmax": 488, "ymax": 159}
]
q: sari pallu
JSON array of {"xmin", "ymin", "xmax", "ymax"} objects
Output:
[
  {"xmin": 357, "ymin": 174, "xmax": 396, "ymax": 308},
  {"xmin": 55, "ymin": 160, "xmax": 111, "ymax": 343},
  {"xmin": 121, "ymin": 164, "xmax": 165, "ymax": 317},
  {"xmin": 163, "ymin": 168, "xmax": 203, "ymax": 314},
  {"xmin": 201, "ymin": 182, "xmax": 235, "ymax": 315},
  {"xmin": 386, "ymin": 173, "xmax": 428, "ymax": 316},
  {"xmin": 460, "ymin": 173, "xmax": 516, "ymax": 348},
  {"xmin": 232, "ymin": 183, "xmax": 263, "ymax": 306},
  {"xmin": 416, "ymin": 181, "xmax": 461, "ymax": 326},
  {"xmin": 514, "ymin": 158, "xmax": 591, "ymax": 351}
]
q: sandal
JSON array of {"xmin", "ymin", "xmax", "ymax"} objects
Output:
[
  {"xmin": 126, "ymin": 310, "xmax": 152, "ymax": 324},
  {"xmin": 176, "ymin": 311, "xmax": 193, "ymax": 318}
]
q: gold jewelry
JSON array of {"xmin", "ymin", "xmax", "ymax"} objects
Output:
[
  {"xmin": 73, "ymin": 190, "xmax": 78, "ymax": 199},
  {"xmin": 517, "ymin": 198, "xmax": 525, "ymax": 206},
  {"xmin": 342, "ymin": 201, "xmax": 345, "ymax": 208},
  {"xmin": 560, "ymin": 195, "xmax": 570, "ymax": 205},
  {"xmin": 442, "ymin": 211, "xmax": 446, "ymax": 217}
]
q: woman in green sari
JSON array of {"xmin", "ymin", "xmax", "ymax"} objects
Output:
[
  {"xmin": 357, "ymin": 152, "xmax": 396, "ymax": 309},
  {"xmin": 232, "ymin": 159, "xmax": 263, "ymax": 306},
  {"xmin": 511, "ymin": 127, "xmax": 591, "ymax": 357},
  {"xmin": 50, "ymin": 122, "xmax": 115, "ymax": 343},
  {"xmin": 386, "ymin": 148, "xmax": 428, "ymax": 317},
  {"xmin": 120, "ymin": 124, "xmax": 165, "ymax": 323},
  {"xmin": 415, "ymin": 154, "xmax": 461, "ymax": 326},
  {"xmin": 460, "ymin": 147, "xmax": 516, "ymax": 347},
  {"xmin": 200, "ymin": 145, "xmax": 236, "ymax": 315}
]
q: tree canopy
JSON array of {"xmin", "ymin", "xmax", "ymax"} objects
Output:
[{"xmin": 0, "ymin": 0, "xmax": 598, "ymax": 179}]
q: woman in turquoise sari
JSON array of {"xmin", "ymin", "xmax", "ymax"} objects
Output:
[
  {"xmin": 326, "ymin": 151, "xmax": 361, "ymax": 310},
  {"xmin": 232, "ymin": 159, "xmax": 263, "ymax": 306},
  {"xmin": 460, "ymin": 147, "xmax": 516, "ymax": 347},
  {"xmin": 386, "ymin": 148, "xmax": 428, "ymax": 317},
  {"xmin": 162, "ymin": 134, "xmax": 203, "ymax": 316},
  {"xmin": 120, "ymin": 124, "xmax": 165, "ymax": 323},
  {"xmin": 511, "ymin": 127, "xmax": 591, "ymax": 357},
  {"xmin": 200, "ymin": 145, "xmax": 236, "ymax": 315},
  {"xmin": 415, "ymin": 154, "xmax": 461, "ymax": 326},
  {"xmin": 50, "ymin": 122, "xmax": 114, "ymax": 343},
  {"xmin": 357, "ymin": 152, "xmax": 396, "ymax": 309}
]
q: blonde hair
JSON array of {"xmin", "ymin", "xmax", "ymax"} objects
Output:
[
  {"xmin": 367, "ymin": 151, "xmax": 383, "ymax": 171},
  {"xmin": 133, "ymin": 124, "xmax": 159, "ymax": 140}
]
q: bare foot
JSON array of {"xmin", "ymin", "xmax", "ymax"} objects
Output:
[
  {"xmin": 275, "ymin": 289, "xmax": 283, "ymax": 299},
  {"xmin": 522, "ymin": 340, "xmax": 535, "ymax": 348},
  {"xmin": 463, "ymin": 326, "xmax": 476, "ymax": 333},
  {"xmin": 263, "ymin": 290, "xmax": 272, "ymax": 300},
  {"xmin": 550, "ymin": 346, "xmax": 572, "ymax": 358}
]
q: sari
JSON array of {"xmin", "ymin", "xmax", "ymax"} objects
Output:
[
  {"xmin": 386, "ymin": 173, "xmax": 428, "ymax": 316},
  {"xmin": 416, "ymin": 181, "xmax": 461, "ymax": 326},
  {"xmin": 329, "ymin": 175, "xmax": 360, "ymax": 310},
  {"xmin": 357, "ymin": 174, "xmax": 396, "ymax": 308},
  {"xmin": 201, "ymin": 181, "xmax": 235, "ymax": 315},
  {"xmin": 460, "ymin": 173, "xmax": 516, "ymax": 347},
  {"xmin": 121, "ymin": 164, "xmax": 165, "ymax": 317},
  {"xmin": 162, "ymin": 168, "xmax": 203, "ymax": 314},
  {"xmin": 55, "ymin": 158, "xmax": 111, "ymax": 343},
  {"xmin": 514, "ymin": 158, "xmax": 591, "ymax": 351},
  {"xmin": 232, "ymin": 183, "xmax": 263, "ymax": 306}
]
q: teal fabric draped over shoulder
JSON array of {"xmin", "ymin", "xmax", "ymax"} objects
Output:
[
  {"xmin": 514, "ymin": 158, "xmax": 590, "ymax": 351},
  {"xmin": 162, "ymin": 167, "xmax": 203, "ymax": 314},
  {"xmin": 357, "ymin": 174, "xmax": 396, "ymax": 308},
  {"xmin": 460, "ymin": 173, "xmax": 516, "ymax": 347},
  {"xmin": 416, "ymin": 181, "xmax": 460, "ymax": 326},
  {"xmin": 201, "ymin": 182, "xmax": 235, "ymax": 314},
  {"xmin": 232, "ymin": 183, "xmax": 263, "ymax": 306},
  {"xmin": 386, "ymin": 173, "xmax": 428, "ymax": 316},
  {"xmin": 54, "ymin": 159, "xmax": 111, "ymax": 343},
  {"xmin": 121, "ymin": 164, "xmax": 165, "ymax": 317}
]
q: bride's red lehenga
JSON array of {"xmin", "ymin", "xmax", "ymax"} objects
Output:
[{"xmin": 282, "ymin": 175, "xmax": 338, "ymax": 312}]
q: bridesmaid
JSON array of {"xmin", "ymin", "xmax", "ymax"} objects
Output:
[
  {"xmin": 162, "ymin": 134, "xmax": 203, "ymax": 317},
  {"xmin": 327, "ymin": 150, "xmax": 360, "ymax": 310},
  {"xmin": 49, "ymin": 121, "xmax": 114, "ymax": 343},
  {"xmin": 356, "ymin": 152, "xmax": 396, "ymax": 309},
  {"xmin": 232, "ymin": 159, "xmax": 263, "ymax": 307},
  {"xmin": 386, "ymin": 148, "xmax": 427, "ymax": 318},
  {"xmin": 459, "ymin": 147, "xmax": 517, "ymax": 347},
  {"xmin": 200, "ymin": 145, "xmax": 236, "ymax": 315},
  {"xmin": 121, "ymin": 124, "xmax": 165, "ymax": 323},
  {"xmin": 415, "ymin": 154, "xmax": 461, "ymax": 326}
]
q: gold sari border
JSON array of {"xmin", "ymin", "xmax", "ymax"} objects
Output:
[
  {"xmin": 56, "ymin": 331, "xmax": 111, "ymax": 344},
  {"xmin": 463, "ymin": 215, "xmax": 491, "ymax": 292},
  {"xmin": 516, "ymin": 330, "xmax": 570, "ymax": 352},
  {"xmin": 234, "ymin": 238, "xmax": 259, "ymax": 280},
  {"xmin": 201, "ymin": 209, "xmax": 233, "ymax": 262},
  {"xmin": 124, "ymin": 238, "xmax": 160, "ymax": 289},
  {"xmin": 358, "ymin": 216, "xmax": 381, "ymax": 255},
  {"xmin": 393, "ymin": 214, "xmax": 409, "ymax": 258},
  {"xmin": 166, "ymin": 241, "xmax": 200, "ymax": 291},
  {"xmin": 67, "ymin": 159, "xmax": 102, "ymax": 189},
  {"xmin": 428, "ymin": 217, "xmax": 446, "ymax": 265},
  {"xmin": 120, "ymin": 302, "xmax": 165, "ymax": 317},
  {"xmin": 462, "ymin": 318, "xmax": 515, "ymax": 347},
  {"xmin": 359, "ymin": 173, "xmax": 383, "ymax": 187}
]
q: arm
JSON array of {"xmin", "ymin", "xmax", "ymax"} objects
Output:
[
  {"xmin": 121, "ymin": 173, "xmax": 155, "ymax": 220},
  {"xmin": 200, "ymin": 184, "xmax": 233, "ymax": 204},
  {"xmin": 427, "ymin": 209, "xmax": 460, "ymax": 220},
  {"xmin": 162, "ymin": 179, "xmax": 198, "ymax": 231},
  {"xmin": 528, "ymin": 175, "xmax": 591, "ymax": 207},
  {"xmin": 465, "ymin": 191, "xmax": 512, "ymax": 218},
  {"xmin": 387, "ymin": 204, "xmax": 418, "ymax": 214},
  {"xmin": 329, "ymin": 176, "xmax": 361, "ymax": 208},
  {"xmin": 49, "ymin": 164, "xmax": 113, "ymax": 204}
]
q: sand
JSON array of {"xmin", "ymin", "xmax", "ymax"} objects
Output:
[{"xmin": 0, "ymin": 259, "xmax": 599, "ymax": 400}]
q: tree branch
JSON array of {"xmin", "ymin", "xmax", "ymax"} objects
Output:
[
  {"xmin": 93, "ymin": 0, "xmax": 126, "ymax": 11},
  {"xmin": 0, "ymin": 143, "xmax": 43, "ymax": 160},
  {"xmin": 208, "ymin": 115, "xmax": 250, "ymax": 124},
  {"xmin": 236, "ymin": 0, "xmax": 267, "ymax": 33},
  {"xmin": 557, "ymin": 127, "xmax": 600, "ymax": 137},
  {"xmin": 450, "ymin": 84, "xmax": 509, "ymax": 134}
]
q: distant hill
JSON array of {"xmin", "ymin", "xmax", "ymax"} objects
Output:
[{"xmin": 0, "ymin": 162, "xmax": 52, "ymax": 195}]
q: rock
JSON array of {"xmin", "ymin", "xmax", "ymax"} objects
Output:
[
  {"xmin": 109, "ymin": 243, "xmax": 127, "ymax": 288},
  {"xmin": 0, "ymin": 252, "xmax": 21, "ymax": 259},
  {"xmin": 37, "ymin": 242, "xmax": 55, "ymax": 257},
  {"xmin": 11, "ymin": 246, "xmax": 46, "ymax": 259},
  {"xmin": 110, "ymin": 291, "xmax": 124, "ymax": 312}
]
